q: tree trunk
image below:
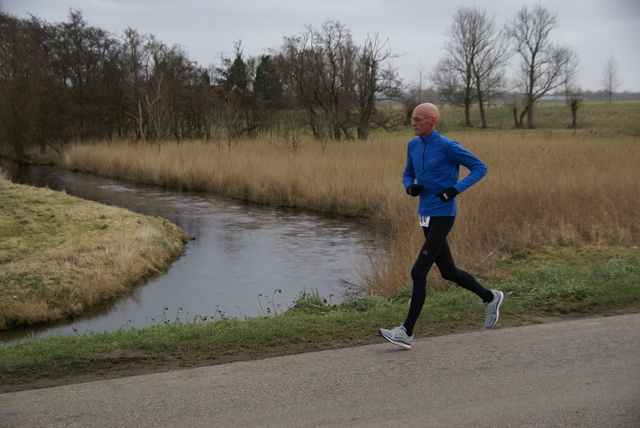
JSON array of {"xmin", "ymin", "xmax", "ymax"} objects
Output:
[
  {"xmin": 526, "ymin": 99, "xmax": 535, "ymax": 128},
  {"xmin": 464, "ymin": 102, "xmax": 471, "ymax": 127},
  {"xmin": 478, "ymin": 95, "xmax": 487, "ymax": 129},
  {"xmin": 569, "ymin": 101, "xmax": 578, "ymax": 128},
  {"xmin": 519, "ymin": 106, "xmax": 529, "ymax": 128}
]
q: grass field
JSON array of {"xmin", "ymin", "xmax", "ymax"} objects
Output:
[{"xmin": 423, "ymin": 100, "xmax": 640, "ymax": 136}]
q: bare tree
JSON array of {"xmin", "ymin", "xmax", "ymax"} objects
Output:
[
  {"xmin": 1, "ymin": 10, "xmax": 211, "ymax": 149},
  {"xmin": 53, "ymin": 10, "xmax": 124, "ymax": 140},
  {"xmin": 377, "ymin": 62, "xmax": 414, "ymax": 126},
  {"xmin": 135, "ymin": 36, "xmax": 175, "ymax": 143},
  {"xmin": 601, "ymin": 54, "xmax": 621, "ymax": 103},
  {"xmin": 278, "ymin": 20, "xmax": 359, "ymax": 141},
  {"xmin": 214, "ymin": 42, "xmax": 261, "ymax": 145},
  {"xmin": 355, "ymin": 32, "xmax": 396, "ymax": 140},
  {"xmin": 412, "ymin": 63, "xmax": 428, "ymax": 104},
  {"xmin": 279, "ymin": 109, "xmax": 306, "ymax": 152},
  {"xmin": 120, "ymin": 28, "xmax": 151, "ymax": 139},
  {"xmin": 431, "ymin": 8, "xmax": 509, "ymax": 128},
  {"xmin": 430, "ymin": 57, "xmax": 469, "ymax": 110},
  {"xmin": 467, "ymin": 9, "xmax": 511, "ymax": 128},
  {"xmin": 561, "ymin": 47, "xmax": 580, "ymax": 95},
  {"xmin": 0, "ymin": 13, "xmax": 70, "ymax": 161},
  {"xmin": 567, "ymin": 85, "xmax": 583, "ymax": 129},
  {"xmin": 506, "ymin": 5, "xmax": 579, "ymax": 128},
  {"xmin": 0, "ymin": 12, "xmax": 41, "ymax": 162},
  {"xmin": 216, "ymin": 84, "xmax": 246, "ymax": 150},
  {"xmin": 435, "ymin": 9, "xmax": 476, "ymax": 126},
  {"xmin": 314, "ymin": 20, "xmax": 358, "ymax": 140},
  {"xmin": 144, "ymin": 71, "xmax": 172, "ymax": 143}
]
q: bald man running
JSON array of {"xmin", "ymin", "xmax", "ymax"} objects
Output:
[{"xmin": 379, "ymin": 103, "xmax": 504, "ymax": 349}]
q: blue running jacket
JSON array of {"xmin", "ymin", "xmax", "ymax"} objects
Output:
[{"xmin": 402, "ymin": 129, "xmax": 487, "ymax": 217}]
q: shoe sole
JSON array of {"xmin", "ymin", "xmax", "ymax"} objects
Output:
[
  {"xmin": 378, "ymin": 329, "xmax": 412, "ymax": 349},
  {"xmin": 485, "ymin": 291, "xmax": 504, "ymax": 329}
]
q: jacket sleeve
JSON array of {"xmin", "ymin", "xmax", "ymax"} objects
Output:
[
  {"xmin": 450, "ymin": 142, "xmax": 487, "ymax": 193},
  {"xmin": 402, "ymin": 143, "xmax": 416, "ymax": 189}
]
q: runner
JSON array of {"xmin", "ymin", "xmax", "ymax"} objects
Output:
[{"xmin": 379, "ymin": 103, "xmax": 504, "ymax": 349}]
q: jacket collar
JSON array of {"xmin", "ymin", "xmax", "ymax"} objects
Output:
[{"xmin": 420, "ymin": 129, "xmax": 439, "ymax": 143}]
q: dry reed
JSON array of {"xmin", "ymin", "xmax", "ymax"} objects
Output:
[{"xmin": 61, "ymin": 133, "xmax": 639, "ymax": 297}]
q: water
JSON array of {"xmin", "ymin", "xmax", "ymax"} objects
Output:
[{"xmin": 1, "ymin": 163, "xmax": 383, "ymax": 343}]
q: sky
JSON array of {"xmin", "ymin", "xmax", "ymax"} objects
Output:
[{"xmin": 2, "ymin": 0, "xmax": 639, "ymax": 92}]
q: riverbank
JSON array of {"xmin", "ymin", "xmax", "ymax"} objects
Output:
[
  {"xmin": 1, "ymin": 242, "xmax": 639, "ymax": 393},
  {"xmin": 0, "ymin": 175, "xmax": 188, "ymax": 329}
]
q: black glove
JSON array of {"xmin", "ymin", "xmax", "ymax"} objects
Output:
[
  {"xmin": 436, "ymin": 187, "xmax": 458, "ymax": 202},
  {"xmin": 406, "ymin": 184, "xmax": 424, "ymax": 197}
]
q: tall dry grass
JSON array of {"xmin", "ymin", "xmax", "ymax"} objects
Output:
[
  {"xmin": 62, "ymin": 139, "xmax": 402, "ymax": 217},
  {"xmin": 61, "ymin": 133, "xmax": 639, "ymax": 297}
]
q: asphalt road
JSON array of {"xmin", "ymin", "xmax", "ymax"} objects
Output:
[{"xmin": 1, "ymin": 313, "xmax": 639, "ymax": 427}]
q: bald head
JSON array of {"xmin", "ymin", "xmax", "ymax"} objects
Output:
[
  {"xmin": 411, "ymin": 103, "xmax": 440, "ymax": 137},
  {"xmin": 414, "ymin": 103, "xmax": 440, "ymax": 118}
]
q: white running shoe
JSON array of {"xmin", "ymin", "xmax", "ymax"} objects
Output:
[
  {"xmin": 483, "ymin": 290, "xmax": 504, "ymax": 329},
  {"xmin": 378, "ymin": 325, "xmax": 413, "ymax": 349}
]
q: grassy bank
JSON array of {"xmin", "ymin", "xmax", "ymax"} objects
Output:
[
  {"xmin": 0, "ymin": 175, "xmax": 188, "ymax": 329},
  {"xmin": 1, "ymin": 245, "xmax": 638, "ymax": 392}
]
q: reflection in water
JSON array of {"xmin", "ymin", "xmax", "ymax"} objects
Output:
[{"xmin": 1, "ymin": 163, "xmax": 383, "ymax": 343}]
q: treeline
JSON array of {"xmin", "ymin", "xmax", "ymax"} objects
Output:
[
  {"xmin": 0, "ymin": 11, "xmax": 408, "ymax": 163},
  {"xmin": 1, "ymin": 6, "xmax": 634, "ymax": 163}
]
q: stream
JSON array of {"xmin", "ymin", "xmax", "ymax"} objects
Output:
[{"xmin": 1, "ymin": 162, "xmax": 383, "ymax": 343}]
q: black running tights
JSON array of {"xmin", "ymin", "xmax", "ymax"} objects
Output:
[{"xmin": 403, "ymin": 216, "xmax": 493, "ymax": 336}]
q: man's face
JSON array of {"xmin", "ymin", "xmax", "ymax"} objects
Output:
[{"xmin": 411, "ymin": 110, "xmax": 435, "ymax": 137}]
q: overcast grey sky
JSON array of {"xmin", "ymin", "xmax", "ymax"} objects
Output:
[{"xmin": 3, "ymin": 0, "xmax": 639, "ymax": 92}]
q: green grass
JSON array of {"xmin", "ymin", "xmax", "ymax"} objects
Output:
[
  {"xmin": 492, "ymin": 246, "xmax": 640, "ymax": 315},
  {"xmin": 430, "ymin": 101, "xmax": 640, "ymax": 136},
  {"xmin": 1, "ymin": 245, "xmax": 638, "ymax": 388},
  {"xmin": 367, "ymin": 101, "xmax": 640, "ymax": 142}
]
